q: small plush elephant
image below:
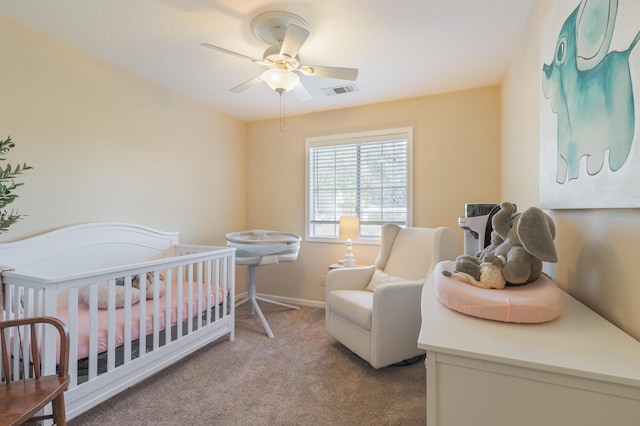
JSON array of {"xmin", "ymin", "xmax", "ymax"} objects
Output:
[
  {"xmin": 453, "ymin": 202, "xmax": 558, "ymax": 286},
  {"xmin": 116, "ymin": 271, "xmax": 166, "ymax": 298}
]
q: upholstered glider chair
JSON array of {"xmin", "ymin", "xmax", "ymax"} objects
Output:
[{"xmin": 325, "ymin": 224, "xmax": 459, "ymax": 368}]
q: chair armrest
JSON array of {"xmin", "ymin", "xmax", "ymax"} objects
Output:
[
  {"xmin": 325, "ymin": 265, "xmax": 376, "ymax": 292},
  {"xmin": 373, "ymin": 280, "xmax": 426, "ymax": 312},
  {"xmin": 371, "ymin": 280, "xmax": 426, "ymax": 354}
]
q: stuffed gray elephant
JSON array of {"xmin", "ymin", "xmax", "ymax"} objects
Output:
[{"xmin": 453, "ymin": 202, "xmax": 558, "ymax": 286}]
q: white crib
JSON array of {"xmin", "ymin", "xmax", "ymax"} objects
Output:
[{"xmin": 0, "ymin": 222, "xmax": 235, "ymax": 420}]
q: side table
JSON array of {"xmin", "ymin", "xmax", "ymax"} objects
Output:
[{"xmin": 329, "ymin": 262, "xmax": 367, "ymax": 270}]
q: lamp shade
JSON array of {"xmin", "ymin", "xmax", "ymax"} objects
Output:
[
  {"xmin": 339, "ymin": 216, "xmax": 360, "ymax": 239},
  {"xmin": 261, "ymin": 68, "xmax": 300, "ymax": 93}
]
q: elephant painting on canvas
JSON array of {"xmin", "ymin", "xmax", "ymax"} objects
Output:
[{"xmin": 542, "ymin": 0, "xmax": 640, "ymax": 184}]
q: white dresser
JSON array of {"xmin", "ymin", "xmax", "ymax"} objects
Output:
[{"xmin": 418, "ymin": 275, "xmax": 640, "ymax": 426}]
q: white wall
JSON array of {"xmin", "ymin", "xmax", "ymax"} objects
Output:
[
  {"xmin": 502, "ymin": 0, "xmax": 640, "ymax": 340},
  {"xmin": 0, "ymin": 15, "xmax": 247, "ymax": 246}
]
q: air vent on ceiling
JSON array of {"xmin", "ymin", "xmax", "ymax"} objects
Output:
[{"xmin": 321, "ymin": 84, "xmax": 359, "ymax": 96}]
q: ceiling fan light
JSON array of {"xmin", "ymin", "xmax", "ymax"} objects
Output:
[{"xmin": 261, "ymin": 68, "xmax": 300, "ymax": 93}]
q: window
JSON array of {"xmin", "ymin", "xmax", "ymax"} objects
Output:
[{"xmin": 305, "ymin": 127, "xmax": 413, "ymax": 242}]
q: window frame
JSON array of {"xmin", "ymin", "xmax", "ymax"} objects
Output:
[{"xmin": 304, "ymin": 126, "xmax": 414, "ymax": 244}]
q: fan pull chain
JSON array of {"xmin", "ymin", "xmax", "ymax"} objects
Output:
[{"xmin": 279, "ymin": 91, "xmax": 287, "ymax": 139}]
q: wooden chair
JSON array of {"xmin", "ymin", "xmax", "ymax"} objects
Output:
[{"xmin": 0, "ymin": 316, "xmax": 70, "ymax": 426}]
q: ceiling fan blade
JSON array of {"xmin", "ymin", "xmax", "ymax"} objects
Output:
[
  {"xmin": 230, "ymin": 75, "xmax": 263, "ymax": 93},
  {"xmin": 201, "ymin": 43, "xmax": 263, "ymax": 64},
  {"xmin": 279, "ymin": 24, "xmax": 310, "ymax": 59},
  {"xmin": 292, "ymin": 83, "xmax": 312, "ymax": 102},
  {"xmin": 299, "ymin": 66, "xmax": 358, "ymax": 81}
]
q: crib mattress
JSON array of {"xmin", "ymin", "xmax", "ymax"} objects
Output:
[{"xmin": 56, "ymin": 283, "xmax": 226, "ymax": 361}]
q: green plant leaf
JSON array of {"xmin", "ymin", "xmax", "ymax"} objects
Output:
[{"xmin": 0, "ymin": 135, "xmax": 32, "ymax": 234}]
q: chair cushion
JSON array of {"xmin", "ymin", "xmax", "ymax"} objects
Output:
[
  {"xmin": 433, "ymin": 261, "xmax": 564, "ymax": 323},
  {"xmin": 326, "ymin": 289, "xmax": 374, "ymax": 330},
  {"xmin": 365, "ymin": 269, "xmax": 410, "ymax": 292},
  {"xmin": 384, "ymin": 228, "xmax": 436, "ymax": 280}
]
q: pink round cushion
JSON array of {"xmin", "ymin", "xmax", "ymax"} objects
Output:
[{"xmin": 433, "ymin": 261, "xmax": 563, "ymax": 323}]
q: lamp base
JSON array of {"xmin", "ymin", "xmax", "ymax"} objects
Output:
[
  {"xmin": 343, "ymin": 238, "xmax": 356, "ymax": 267},
  {"xmin": 343, "ymin": 256, "xmax": 356, "ymax": 267}
]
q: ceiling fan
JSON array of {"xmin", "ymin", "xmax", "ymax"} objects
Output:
[{"xmin": 201, "ymin": 11, "xmax": 358, "ymax": 101}]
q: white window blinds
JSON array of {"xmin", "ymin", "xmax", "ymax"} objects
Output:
[{"xmin": 306, "ymin": 127, "xmax": 412, "ymax": 240}]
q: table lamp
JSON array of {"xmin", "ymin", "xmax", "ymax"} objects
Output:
[{"xmin": 339, "ymin": 216, "xmax": 360, "ymax": 267}]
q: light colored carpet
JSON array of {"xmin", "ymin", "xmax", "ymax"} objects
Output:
[{"xmin": 69, "ymin": 302, "xmax": 426, "ymax": 425}]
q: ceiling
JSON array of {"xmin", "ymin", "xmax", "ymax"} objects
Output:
[{"xmin": 0, "ymin": 0, "xmax": 536, "ymax": 122}]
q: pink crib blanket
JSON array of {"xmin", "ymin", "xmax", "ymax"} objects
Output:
[{"xmin": 56, "ymin": 283, "xmax": 226, "ymax": 361}]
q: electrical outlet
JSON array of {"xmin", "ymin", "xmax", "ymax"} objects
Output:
[{"xmin": 320, "ymin": 275, "xmax": 326, "ymax": 286}]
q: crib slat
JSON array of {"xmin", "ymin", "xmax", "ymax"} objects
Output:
[
  {"xmin": 88, "ymin": 285, "xmax": 99, "ymax": 380},
  {"xmin": 206, "ymin": 260, "xmax": 212, "ymax": 325},
  {"xmin": 20, "ymin": 287, "xmax": 29, "ymax": 319},
  {"xmin": 7, "ymin": 288, "xmax": 23, "ymax": 380},
  {"xmin": 152, "ymin": 270, "xmax": 160, "ymax": 351},
  {"xmin": 214, "ymin": 258, "xmax": 221, "ymax": 321},
  {"xmin": 196, "ymin": 262, "xmax": 203, "ymax": 330},
  {"xmin": 138, "ymin": 273, "xmax": 146, "ymax": 357},
  {"xmin": 22, "ymin": 289, "xmax": 29, "ymax": 318},
  {"xmin": 123, "ymin": 276, "xmax": 133, "ymax": 365},
  {"xmin": 1, "ymin": 284, "xmax": 7, "ymax": 319},
  {"xmin": 16, "ymin": 323, "xmax": 28, "ymax": 379},
  {"xmin": 107, "ymin": 279, "xmax": 117, "ymax": 372},
  {"xmin": 10, "ymin": 286, "xmax": 20, "ymax": 323},
  {"xmin": 187, "ymin": 266, "xmax": 194, "ymax": 334},
  {"xmin": 177, "ymin": 266, "xmax": 183, "ymax": 338},
  {"xmin": 221, "ymin": 258, "xmax": 228, "ymax": 319},
  {"xmin": 39, "ymin": 286, "xmax": 58, "ymax": 384},
  {"xmin": 164, "ymin": 269, "xmax": 173, "ymax": 343},
  {"xmin": 0, "ymin": 327, "xmax": 7, "ymax": 381},
  {"xmin": 67, "ymin": 288, "xmax": 79, "ymax": 388},
  {"xmin": 24, "ymin": 288, "xmax": 32, "ymax": 317}
]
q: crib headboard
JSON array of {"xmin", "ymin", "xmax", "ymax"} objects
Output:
[{"xmin": 0, "ymin": 222, "xmax": 179, "ymax": 277}]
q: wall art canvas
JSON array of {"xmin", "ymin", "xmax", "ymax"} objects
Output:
[{"xmin": 540, "ymin": 0, "xmax": 640, "ymax": 208}]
